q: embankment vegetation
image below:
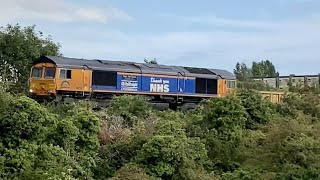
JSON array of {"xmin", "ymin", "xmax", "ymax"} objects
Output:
[{"xmin": 1, "ymin": 88, "xmax": 320, "ymax": 179}]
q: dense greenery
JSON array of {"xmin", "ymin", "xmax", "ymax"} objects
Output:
[
  {"xmin": 234, "ymin": 60, "xmax": 279, "ymax": 91},
  {"xmin": 1, "ymin": 87, "xmax": 320, "ymax": 179},
  {"xmin": 234, "ymin": 60, "xmax": 278, "ymax": 80}
]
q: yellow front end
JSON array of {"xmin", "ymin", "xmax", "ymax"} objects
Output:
[{"xmin": 29, "ymin": 63, "xmax": 57, "ymax": 100}]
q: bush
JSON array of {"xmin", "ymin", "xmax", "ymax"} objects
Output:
[
  {"xmin": 107, "ymin": 95, "xmax": 153, "ymax": 126},
  {"xmin": 3, "ymin": 79, "xmax": 320, "ymax": 179},
  {"xmin": 279, "ymin": 92, "xmax": 320, "ymax": 120},
  {"xmin": 111, "ymin": 163, "xmax": 160, "ymax": 180},
  {"xmin": 136, "ymin": 117, "xmax": 208, "ymax": 179},
  {"xmin": 237, "ymin": 89, "xmax": 276, "ymax": 129}
]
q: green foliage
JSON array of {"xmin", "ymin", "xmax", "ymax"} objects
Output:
[
  {"xmin": 275, "ymin": 164, "xmax": 320, "ymax": 180},
  {"xmin": 2, "ymin": 67, "xmax": 320, "ymax": 179},
  {"xmin": 279, "ymin": 92, "xmax": 320, "ymax": 120},
  {"xmin": 237, "ymin": 114, "xmax": 320, "ymax": 179},
  {"xmin": 48, "ymin": 102, "xmax": 101, "ymax": 178},
  {"xmin": 111, "ymin": 163, "xmax": 160, "ymax": 180},
  {"xmin": 234, "ymin": 60, "xmax": 278, "ymax": 80},
  {"xmin": 234, "ymin": 60, "xmax": 279, "ymax": 91},
  {"xmin": 234, "ymin": 62, "xmax": 252, "ymax": 81},
  {"xmin": 94, "ymin": 109, "xmax": 158, "ymax": 179},
  {"xmin": 237, "ymin": 79, "xmax": 273, "ymax": 91},
  {"xmin": 251, "ymin": 60, "xmax": 278, "ymax": 78},
  {"xmin": 186, "ymin": 96, "xmax": 248, "ymax": 173},
  {"xmin": 136, "ymin": 113, "xmax": 208, "ymax": 179},
  {"xmin": 144, "ymin": 58, "xmax": 158, "ymax": 64},
  {"xmin": 221, "ymin": 168, "xmax": 264, "ymax": 180},
  {"xmin": 6, "ymin": 22, "xmax": 320, "ymax": 179},
  {"xmin": 0, "ymin": 95, "xmax": 77, "ymax": 179},
  {"xmin": 1, "ymin": 142, "xmax": 75, "ymax": 180},
  {"xmin": 107, "ymin": 95, "xmax": 153, "ymax": 126},
  {"xmin": 0, "ymin": 92, "xmax": 102, "ymax": 179},
  {"xmin": 198, "ymin": 95, "xmax": 247, "ymax": 141},
  {"xmin": 237, "ymin": 89, "xmax": 276, "ymax": 129},
  {"xmin": 0, "ymin": 24, "xmax": 60, "ymax": 93},
  {"xmin": 95, "ymin": 129, "xmax": 148, "ymax": 179},
  {"xmin": 0, "ymin": 96, "xmax": 54, "ymax": 148}
]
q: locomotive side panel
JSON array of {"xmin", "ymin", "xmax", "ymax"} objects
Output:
[
  {"xmin": 141, "ymin": 75, "xmax": 179, "ymax": 93},
  {"xmin": 184, "ymin": 78, "xmax": 196, "ymax": 94},
  {"xmin": 116, "ymin": 73, "xmax": 205, "ymax": 96},
  {"xmin": 217, "ymin": 79, "xmax": 227, "ymax": 97},
  {"xmin": 91, "ymin": 70, "xmax": 117, "ymax": 91},
  {"xmin": 56, "ymin": 68, "xmax": 91, "ymax": 92},
  {"xmin": 117, "ymin": 73, "xmax": 141, "ymax": 92}
]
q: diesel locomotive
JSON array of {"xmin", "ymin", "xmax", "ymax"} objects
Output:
[{"xmin": 28, "ymin": 56, "xmax": 237, "ymax": 109}]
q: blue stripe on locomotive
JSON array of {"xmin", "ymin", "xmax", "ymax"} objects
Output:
[
  {"xmin": 91, "ymin": 73, "xmax": 200, "ymax": 95},
  {"xmin": 117, "ymin": 74, "xmax": 141, "ymax": 91},
  {"xmin": 117, "ymin": 73, "xmax": 196, "ymax": 94},
  {"xmin": 141, "ymin": 76, "xmax": 178, "ymax": 93}
]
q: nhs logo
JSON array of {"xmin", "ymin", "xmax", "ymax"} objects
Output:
[{"xmin": 150, "ymin": 77, "xmax": 170, "ymax": 93}]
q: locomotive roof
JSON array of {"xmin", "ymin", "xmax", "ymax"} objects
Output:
[{"xmin": 33, "ymin": 56, "xmax": 235, "ymax": 79}]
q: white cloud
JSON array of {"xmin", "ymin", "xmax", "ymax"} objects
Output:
[
  {"xmin": 161, "ymin": 13, "xmax": 320, "ymax": 31},
  {"xmin": 182, "ymin": 15, "xmax": 275, "ymax": 29},
  {"xmin": 0, "ymin": 0, "xmax": 133, "ymax": 24},
  {"xmin": 47, "ymin": 13, "xmax": 320, "ymax": 75},
  {"xmin": 295, "ymin": 0, "xmax": 313, "ymax": 3}
]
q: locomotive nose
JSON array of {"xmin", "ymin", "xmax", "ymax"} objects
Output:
[{"xmin": 29, "ymin": 80, "xmax": 56, "ymax": 96}]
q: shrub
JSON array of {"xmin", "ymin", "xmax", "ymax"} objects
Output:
[
  {"xmin": 107, "ymin": 95, "xmax": 153, "ymax": 127},
  {"xmin": 237, "ymin": 89, "xmax": 276, "ymax": 129}
]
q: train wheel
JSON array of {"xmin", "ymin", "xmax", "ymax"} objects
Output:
[{"xmin": 169, "ymin": 103, "xmax": 177, "ymax": 110}]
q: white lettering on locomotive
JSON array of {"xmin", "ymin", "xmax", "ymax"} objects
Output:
[
  {"xmin": 150, "ymin": 77, "xmax": 170, "ymax": 93},
  {"xmin": 150, "ymin": 84, "xmax": 169, "ymax": 92}
]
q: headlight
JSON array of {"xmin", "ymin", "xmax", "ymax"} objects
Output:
[{"xmin": 29, "ymin": 89, "xmax": 34, "ymax": 93}]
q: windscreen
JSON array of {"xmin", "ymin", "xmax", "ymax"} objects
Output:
[
  {"xmin": 31, "ymin": 67, "xmax": 42, "ymax": 78},
  {"xmin": 44, "ymin": 67, "xmax": 56, "ymax": 78}
]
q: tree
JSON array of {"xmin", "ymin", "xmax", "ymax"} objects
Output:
[
  {"xmin": 251, "ymin": 60, "xmax": 278, "ymax": 78},
  {"xmin": 237, "ymin": 89, "xmax": 276, "ymax": 129},
  {"xmin": 251, "ymin": 60, "xmax": 279, "ymax": 77},
  {"xmin": 234, "ymin": 60, "xmax": 279, "ymax": 91},
  {"xmin": 0, "ymin": 95, "xmax": 76, "ymax": 179},
  {"xmin": 234, "ymin": 60, "xmax": 279, "ymax": 80},
  {"xmin": 144, "ymin": 58, "xmax": 158, "ymax": 64},
  {"xmin": 233, "ymin": 62, "xmax": 252, "ymax": 81},
  {"xmin": 0, "ymin": 24, "xmax": 61, "ymax": 93}
]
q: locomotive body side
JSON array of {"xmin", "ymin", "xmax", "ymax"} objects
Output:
[
  {"xmin": 90, "ymin": 71, "xmax": 219, "ymax": 105},
  {"xmin": 55, "ymin": 67, "xmax": 91, "ymax": 94},
  {"xmin": 29, "ymin": 56, "xmax": 236, "ymax": 107}
]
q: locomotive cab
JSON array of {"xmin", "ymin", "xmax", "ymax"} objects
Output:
[
  {"xmin": 29, "ymin": 56, "xmax": 92, "ymax": 101},
  {"xmin": 29, "ymin": 62, "xmax": 57, "ymax": 100}
]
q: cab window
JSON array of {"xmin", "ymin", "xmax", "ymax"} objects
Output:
[
  {"xmin": 59, "ymin": 69, "xmax": 72, "ymax": 79},
  {"xmin": 31, "ymin": 67, "xmax": 42, "ymax": 78},
  {"xmin": 227, "ymin": 80, "xmax": 236, "ymax": 89},
  {"xmin": 44, "ymin": 67, "xmax": 56, "ymax": 78}
]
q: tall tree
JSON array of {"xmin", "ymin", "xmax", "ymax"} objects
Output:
[
  {"xmin": 0, "ymin": 24, "xmax": 61, "ymax": 93},
  {"xmin": 233, "ymin": 62, "xmax": 252, "ymax": 81},
  {"xmin": 251, "ymin": 60, "xmax": 278, "ymax": 78}
]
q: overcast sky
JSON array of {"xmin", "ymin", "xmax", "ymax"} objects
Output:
[{"xmin": 1, "ymin": 0, "xmax": 320, "ymax": 75}]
